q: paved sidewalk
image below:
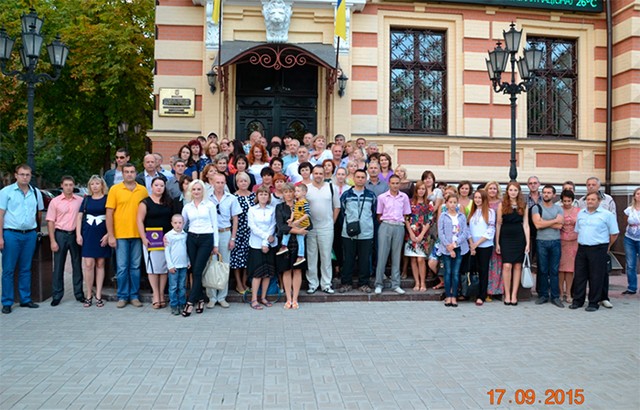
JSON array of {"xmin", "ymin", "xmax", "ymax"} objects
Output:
[{"xmin": 1, "ymin": 290, "xmax": 639, "ymax": 409}]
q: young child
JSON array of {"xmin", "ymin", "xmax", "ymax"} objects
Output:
[
  {"xmin": 277, "ymin": 184, "xmax": 310, "ymax": 266},
  {"xmin": 164, "ymin": 214, "xmax": 189, "ymax": 315}
]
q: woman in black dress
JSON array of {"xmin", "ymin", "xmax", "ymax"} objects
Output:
[
  {"xmin": 496, "ymin": 181, "xmax": 530, "ymax": 306},
  {"xmin": 136, "ymin": 177, "xmax": 174, "ymax": 308},
  {"xmin": 275, "ymin": 183, "xmax": 309, "ymax": 309}
]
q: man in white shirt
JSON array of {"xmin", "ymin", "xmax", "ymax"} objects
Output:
[
  {"xmin": 285, "ymin": 146, "xmax": 310, "ymax": 184},
  {"xmin": 135, "ymin": 154, "xmax": 169, "ymax": 195},
  {"xmin": 305, "ymin": 166, "xmax": 340, "ymax": 294}
]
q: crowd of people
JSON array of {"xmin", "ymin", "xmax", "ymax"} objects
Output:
[{"xmin": 1, "ymin": 131, "xmax": 638, "ymax": 316}]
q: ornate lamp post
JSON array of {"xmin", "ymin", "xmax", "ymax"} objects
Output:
[
  {"xmin": 0, "ymin": 9, "xmax": 69, "ymax": 175},
  {"xmin": 486, "ymin": 22, "xmax": 542, "ymax": 182}
]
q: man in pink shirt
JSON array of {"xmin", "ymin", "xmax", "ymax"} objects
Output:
[
  {"xmin": 46, "ymin": 176, "xmax": 84, "ymax": 306},
  {"xmin": 374, "ymin": 175, "xmax": 411, "ymax": 295}
]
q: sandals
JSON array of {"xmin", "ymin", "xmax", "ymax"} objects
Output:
[
  {"xmin": 181, "ymin": 302, "xmax": 194, "ymax": 317},
  {"xmin": 195, "ymin": 300, "xmax": 205, "ymax": 314},
  {"xmin": 260, "ymin": 298, "xmax": 273, "ymax": 308},
  {"xmin": 250, "ymin": 301, "xmax": 263, "ymax": 310},
  {"xmin": 95, "ymin": 298, "xmax": 104, "ymax": 308},
  {"xmin": 283, "ymin": 301, "xmax": 292, "ymax": 310},
  {"xmin": 432, "ymin": 282, "xmax": 444, "ymax": 290},
  {"xmin": 152, "ymin": 302, "xmax": 161, "ymax": 309},
  {"xmin": 83, "ymin": 297, "xmax": 92, "ymax": 308},
  {"xmin": 292, "ymin": 301, "xmax": 299, "ymax": 310}
]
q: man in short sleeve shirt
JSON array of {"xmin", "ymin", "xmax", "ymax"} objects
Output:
[
  {"xmin": 106, "ymin": 163, "xmax": 149, "ymax": 308},
  {"xmin": 0, "ymin": 164, "xmax": 44, "ymax": 313},
  {"xmin": 305, "ymin": 165, "xmax": 340, "ymax": 294}
]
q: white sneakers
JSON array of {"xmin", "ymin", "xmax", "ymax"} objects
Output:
[
  {"xmin": 393, "ymin": 287, "xmax": 406, "ymax": 295},
  {"xmin": 374, "ymin": 286, "xmax": 382, "ymax": 294}
]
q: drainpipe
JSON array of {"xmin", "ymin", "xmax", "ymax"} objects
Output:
[{"xmin": 605, "ymin": 0, "xmax": 613, "ymax": 195}]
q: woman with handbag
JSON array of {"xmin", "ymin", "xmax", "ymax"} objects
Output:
[
  {"xmin": 404, "ymin": 181, "xmax": 435, "ymax": 291},
  {"xmin": 181, "ymin": 180, "xmax": 219, "ymax": 317},
  {"xmin": 230, "ymin": 172, "xmax": 255, "ymax": 295},
  {"xmin": 468, "ymin": 189, "xmax": 496, "ymax": 306},
  {"xmin": 136, "ymin": 177, "xmax": 174, "ymax": 309},
  {"xmin": 622, "ymin": 187, "xmax": 640, "ymax": 296},
  {"xmin": 276, "ymin": 183, "xmax": 309, "ymax": 309},
  {"xmin": 247, "ymin": 186, "xmax": 277, "ymax": 310},
  {"xmin": 496, "ymin": 182, "xmax": 530, "ymax": 306}
]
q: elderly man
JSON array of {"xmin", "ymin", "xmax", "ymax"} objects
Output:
[
  {"xmin": 154, "ymin": 152, "xmax": 174, "ymax": 179},
  {"xmin": 305, "ymin": 165, "xmax": 340, "ymax": 294},
  {"xmin": 330, "ymin": 144, "xmax": 343, "ymax": 170},
  {"xmin": 0, "ymin": 164, "xmax": 44, "ymax": 313},
  {"xmin": 136, "ymin": 154, "xmax": 168, "ymax": 195},
  {"xmin": 285, "ymin": 146, "xmax": 310, "ymax": 184},
  {"xmin": 577, "ymin": 176, "xmax": 617, "ymax": 308},
  {"xmin": 570, "ymin": 192, "xmax": 619, "ymax": 312},
  {"xmin": 282, "ymin": 138, "xmax": 299, "ymax": 171},
  {"xmin": 47, "ymin": 176, "xmax": 84, "ymax": 306}
]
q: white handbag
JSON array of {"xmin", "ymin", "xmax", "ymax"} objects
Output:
[
  {"xmin": 521, "ymin": 253, "xmax": 534, "ymax": 288},
  {"xmin": 202, "ymin": 253, "xmax": 230, "ymax": 290}
]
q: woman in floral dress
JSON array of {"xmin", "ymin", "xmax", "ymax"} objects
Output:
[
  {"xmin": 404, "ymin": 181, "xmax": 435, "ymax": 291},
  {"xmin": 485, "ymin": 181, "xmax": 504, "ymax": 300},
  {"xmin": 230, "ymin": 172, "xmax": 255, "ymax": 294}
]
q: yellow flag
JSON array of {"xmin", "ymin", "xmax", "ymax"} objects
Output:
[
  {"xmin": 335, "ymin": 0, "xmax": 346, "ymax": 40},
  {"xmin": 213, "ymin": 0, "xmax": 222, "ymax": 24}
]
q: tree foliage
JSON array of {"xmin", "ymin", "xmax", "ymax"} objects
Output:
[{"xmin": 0, "ymin": 0, "xmax": 154, "ymax": 187}]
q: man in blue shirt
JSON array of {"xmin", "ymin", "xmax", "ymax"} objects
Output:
[
  {"xmin": 570, "ymin": 192, "xmax": 619, "ymax": 312},
  {"xmin": 0, "ymin": 164, "xmax": 44, "ymax": 313}
]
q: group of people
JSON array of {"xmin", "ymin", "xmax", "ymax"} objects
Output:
[{"xmin": 1, "ymin": 132, "xmax": 638, "ymax": 315}]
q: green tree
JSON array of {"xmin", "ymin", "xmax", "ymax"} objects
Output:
[{"xmin": 0, "ymin": 0, "xmax": 154, "ymax": 187}]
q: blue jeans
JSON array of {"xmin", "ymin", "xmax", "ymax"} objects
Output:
[
  {"xmin": 282, "ymin": 233, "xmax": 305, "ymax": 257},
  {"xmin": 442, "ymin": 247, "xmax": 462, "ymax": 298},
  {"xmin": 168, "ymin": 267, "xmax": 187, "ymax": 307},
  {"xmin": 115, "ymin": 238, "xmax": 142, "ymax": 301},
  {"xmin": 537, "ymin": 239, "xmax": 561, "ymax": 299},
  {"xmin": 624, "ymin": 236, "xmax": 639, "ymax": 292},
  {"xmin": 2, "ymin": 230, "xmax": 37, "ymax": 306}
]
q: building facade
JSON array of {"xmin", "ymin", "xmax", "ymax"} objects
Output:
[{"xmin": 151, "ymin": 0, "xmax": 638, "ymax": 192}]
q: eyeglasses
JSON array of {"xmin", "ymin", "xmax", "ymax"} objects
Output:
[{"xmin": 115, "ymin": 156, "xmax": 127, "ymax": 159}]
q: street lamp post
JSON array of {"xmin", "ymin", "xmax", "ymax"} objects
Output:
[
  {"xmin": 0, "ymin": 8, "xmax": 69, "ymax": 175},
  {"xmin": 486, "ymin": 22, "xmax": 542, "ymax": 182}
]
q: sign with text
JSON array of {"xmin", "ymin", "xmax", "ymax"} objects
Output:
[
  {"xmin": 419, "ymin": 0, "xmax": 602, "ymax": 13},
  {"xmin": 159, "ymin": 88, "xmax": 196, "ymax": 117}
]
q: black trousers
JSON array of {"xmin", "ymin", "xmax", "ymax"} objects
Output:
[
  {"xmin": 52, "ymin": 229, "xmax": 83, "ymax": 301},
  {"xmin": 572, "ymin": 243, "xmax": 608, "ymax": 307},
  {"xmin": 187, "ymin": 233, "xmax": 213, "ymax": 304},
  {"xmin": 342, "ymin": 238, "xmax": 373, "ymax": 287},
  {"xmin": 474, "ymin": 246, "xmax": 493, "ymax": 302}
]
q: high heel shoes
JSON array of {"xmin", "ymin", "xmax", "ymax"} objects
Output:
[
  {"xmin": 181, "ymin": 302, "xmax": 194, "ymax": 317},
  {"xmin": 196, "ymin": 300, "xmax": 205, "ymax": 314}
]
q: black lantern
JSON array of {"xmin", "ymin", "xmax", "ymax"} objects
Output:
[
  {"xmin": 337, "ymin": 70, "xmax": 348, "ymax": 97},
  {"xmin": 486, "ymin": 22, "xmax": 540, "ymax": 182},
  {"xmin": 0, "ymin": 9, "xmax": 69, "ymax": 176},
  {"xmin": 207, "ymin": 68, "xmax": 218, "ymax": 94}
]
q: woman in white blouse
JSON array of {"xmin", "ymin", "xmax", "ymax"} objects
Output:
[
  {"xmin": 181, "ymin": 179, "xmax": 219, "ymax": 317},
  {"xmin": 247, "ymin": 186, "xmax": 277, "ymax": 310},
  {"xmin": 468, "ymin": 189, "xmax": 496, "ymax": 306}
]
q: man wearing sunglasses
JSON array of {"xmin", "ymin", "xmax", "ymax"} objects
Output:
[{"xmin": 105, "ymin": 148, "xmax": 130, "ymax": 188}]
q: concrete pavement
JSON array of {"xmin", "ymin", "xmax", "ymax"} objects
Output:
[{"xmin": 1, "ymin": 288, "xmax": 639, "ymax": 409}]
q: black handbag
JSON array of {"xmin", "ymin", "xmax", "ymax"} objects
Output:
[
  {"xmin": 460, "ymin": 255, "xmax": 480, "ymax": 299},
  {"xmin": 345, "ymin": 193, "xmax": 366, "ymax": 237}
]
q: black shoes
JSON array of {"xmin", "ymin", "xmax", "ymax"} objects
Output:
[
  {"xmin": 51, "ymin": 299, "xmax": 61, "ymax": 306},
  {"xmin": 585, "ymin": 305, "xmax": 599, "ymax": 312},
  {"xmin": 19, "ymin": 302, "xmax": 39, "ymax": 308},
  {"xmin": 568, "ymin": 303, "xmax": 582, "ymax": 309},
  {"xmin": 551, "ymin": 298, "xmax": 565, "ymax": 308},
  {"xmin": 535, "ymin": 297, "xmax": 549, "ymax": 305},
  {"xmin": 2, "ymin": 305, "xmax": 11, "ymax": 314},
  {"xmin": 621, "ymin": 290, "xmax": 637, "ymax": 295}
]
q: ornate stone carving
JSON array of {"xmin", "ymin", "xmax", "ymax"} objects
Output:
[{"xmin": 262, "ymin": 0, "xmax": 292, "ymax": 43}]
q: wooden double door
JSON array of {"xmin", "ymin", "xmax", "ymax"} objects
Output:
[{"xmin": 235, "ymin": 63, "xmax": 318, "ymax": 142}]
